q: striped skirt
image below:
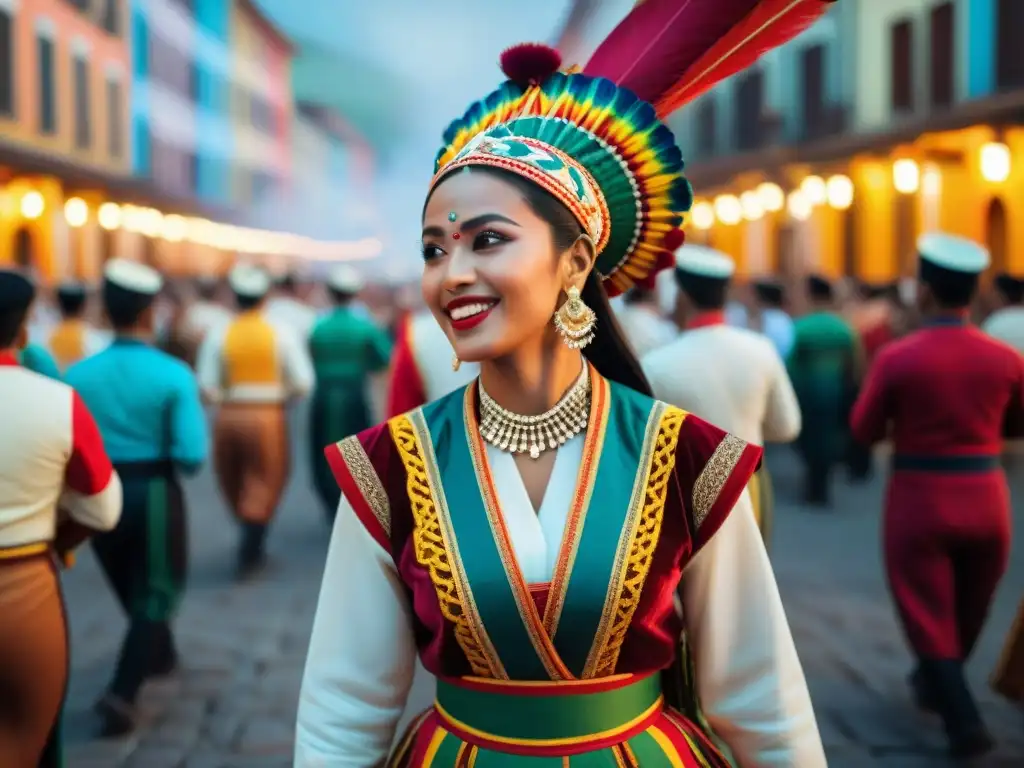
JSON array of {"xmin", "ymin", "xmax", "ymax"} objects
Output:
[{"xmin": 388, "ymin": 675, "xmax": 731, "ymax": 767}]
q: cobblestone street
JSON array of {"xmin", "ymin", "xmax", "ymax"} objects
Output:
[{"xmin": 61, "ymin": 435, "xmax": 1024, "ymax": 767}]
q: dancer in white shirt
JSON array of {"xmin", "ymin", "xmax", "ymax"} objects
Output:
[{"xmin": 644, "ymin": 247, "xmax": 801, "ymax": 544}]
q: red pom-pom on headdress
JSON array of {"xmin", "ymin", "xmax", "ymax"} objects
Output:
[
  {"xmin": 501, "ymin": 43, "xmax": 562, "ymax": 87},
  {"xmin": 662, "ymin": 228, "xmax": 686, "ymax": 252}
]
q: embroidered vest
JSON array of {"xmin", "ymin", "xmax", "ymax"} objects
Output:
[
  {"xmin": 222, "ymin": 312, "xmax": 279, "ymax": 387},
  {"xmin": 326, "ymin": 368, "xmax": 761, "ymax": 683}
]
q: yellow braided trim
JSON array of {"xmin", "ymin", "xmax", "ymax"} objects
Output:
[
  {"xmin": 586, "ymin": 405, "xmax": 687, "ymax": 678},
  {"xmin": 388, "ymin": 414, "xmax": 499, "ymax": 678}
]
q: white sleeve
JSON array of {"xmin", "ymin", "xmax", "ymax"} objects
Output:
[
  {"xmin": 762, "ymin": 347, "xmax": 802, "ymax": 444},
  {"xmin": 295, "ymin": 496, "xmax": 417, "ymax": 767},
  {"xmin": 60, "ymin": 472, "xmax": 122, "ymax": 531},
  {"xmin": 277, "ymin": 326, "xmax": 315, "ymax": 397},
  {"xmin": 194, "ymin": 326, "xmax": 225, "ymax": 401},
  {"xmin": 681, "ymin": 492, "xmax": 826, "ymax": 767}
]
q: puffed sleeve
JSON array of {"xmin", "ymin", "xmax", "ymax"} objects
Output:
[
  {"xmin": 295, "ymin": 494, "xmax": 417, "ymax": 766},
  {"xmin": 681, "ymin": 491, "xmax": 826, "ymax": 767}
]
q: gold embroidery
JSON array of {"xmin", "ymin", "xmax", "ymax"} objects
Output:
[
  {"xmin": 691, "ymin": 434, "xmax": 746, "ymax": 530},
  {"xmin": 463, "ymin": 385, "xmax": 574, "ymax": 681},
  {"xmin": 586, "ymin": 405, "xmax": 687, "ymax": 678},
  {"xmin": 337, "ymin": 436, "xmax": 391, "ymax": 536},
  {"xmin": 390, "ymin": 414, "xmax": 502, "ymax": 678}
]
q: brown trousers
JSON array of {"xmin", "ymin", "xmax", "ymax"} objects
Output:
[
  {"xmin": 213, "ymin": 403, "xmax": 290, "ymax": 525},
  {"xmin": 0, "ymin": 555, "xmax": 67, "ymax": 768},
  {"xmin": 992, "ymin": 598, "xmax": 1024, "ymax": 702}
]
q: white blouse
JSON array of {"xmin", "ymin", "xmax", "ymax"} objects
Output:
[{"xmin": 294, "ymin": 435, "xmax": 827, "ymax": 766}]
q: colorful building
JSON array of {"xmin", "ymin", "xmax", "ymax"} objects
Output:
[
  {"xmin": 0, "ymin": 0, "xmax": 131, "ymax": 279},
  {"xmin": 673, "ymin": 0, "xmax": 1024, "ymax": 283},
  {"xmin": 229, "ymin": 0, "xmax": 292, "ymax": 210}
]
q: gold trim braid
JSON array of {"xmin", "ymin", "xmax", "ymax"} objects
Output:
[
  {"xmin": 337, "ymin": 436, "xmax": 391, "ymax": 536},
  {"xmin": 389, "ymin": 413, "xmax": 505, "ymax": 679},
  {"xmin": 584, "ymin": 405, "xmax": 687, "ymax": 678},
  {"xmin": 691, "ymin": 434, "xmax": 746, "ymax": 530}
]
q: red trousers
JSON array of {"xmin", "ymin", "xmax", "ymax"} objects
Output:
[{"xmin": 883, "ymin": 469, "xmax": 1011, "ymax": 659}]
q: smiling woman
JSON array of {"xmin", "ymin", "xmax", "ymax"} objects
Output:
[{"xmin": 296, "ymin": 2, "xmax": 835, "ymax": 766}]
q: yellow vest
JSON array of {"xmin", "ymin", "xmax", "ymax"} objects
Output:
[
  {"xmin": 49, "ymin": 320, "xmax": 86, "ymax": 369},
  {"xmin": 222, "ymin": 312, "xmax": 279, "ymax": 386}
]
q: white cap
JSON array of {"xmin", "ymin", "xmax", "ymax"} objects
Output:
[
  {"xmin": 918, "ymin": 233, "xmax": 990, "ymax": 274},
  {"xmin": 228, "ymin": 264, "xmax": 271, "ymax": 299},
  {"xmin": 104, "ymin": 258, "xmax": 163, "ymax": 295},
  {"xmin": 327, "ymin": 265, "xmax": 364, "ymax": 294},
  {"xmin": 675, "ymin": 245, "xmax": 736, "ymax": 279}
]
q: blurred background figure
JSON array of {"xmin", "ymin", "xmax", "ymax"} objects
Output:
[
  {"xmin": 180, "ymin": 277, "xmax": 233, "ymax": 369},
  {"xmin": 47, "ymin": 282, "xmax": 109, "ymax": 372},
  {"xmin": 645, "ymin": 246, "xmax": 801, "ymax": 544},
  {"xmin": 307, "ymin": 265, "xmax": 391, "ymax": 522},
  {"xmin": 197, "ymin": 265, "xmax": 313, "ymax": 579},
  {"xmin": 614, "ymin": 285, "xmax": 677, "ymax": 358},
  {"xmin": 788, "ymin": 275, "xmax": 861, "ymax": 507},
  {"xmin": 751, "ymin": 278, "xmax": 795, "ymax": 360},
  {"xmin": 983, "ymin": 273, "xmax": 1024, "ymax": 353},
  {"xmin": 850, "ymin": 234, "xmax": 1022, "ymax": 758},
  {"xmin": 267, "ymin": 272, "xmax": 318, "ymax": 341}
]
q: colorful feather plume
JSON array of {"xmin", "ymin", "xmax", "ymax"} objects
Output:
[{"xmin": 585, "ymin": 0, "xmax": 837, "ymax": 117}]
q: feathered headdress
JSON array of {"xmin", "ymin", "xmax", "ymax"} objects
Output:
[{"xmin": 431, "ymin": 0, "xmax": 835, "ymax": 296}]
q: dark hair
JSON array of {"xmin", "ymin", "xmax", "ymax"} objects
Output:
[
  {"xmin": 427, "ymin": 166, "xmax": 653, "ymax": 397},
  {"xmin": 674, "ymin": 270, "xmax": 727, "ymax": 310},
  {"xmin": 329, "ymin": 288, "xmax": 356, "ymax": 304},
  {"xmin": 807, "ymin": 274, "xmax": 833, "ymax": 302},
  {"xmin": 919, "ymin": 260, "xmax": 977, "ymax": 309},
  {"xmin": 195, "ymin": 279, "xmax": 218, "ymax": 301},
  {"xmin": 235, "ymin": 294, "xmax": 263, "ymax": 311},
  {"xmin": 57, "ymin": 288, "xmax": 87, "ymax": 316},
  {"xmin": 995, "ymin": 273, "xmax": 1024, "ymax": 305},
  {"xmin": 278, "ymin": 273, "xmax": 298, "ymax": 293},
  {"xmin": 623, "ymin": 287, "xmax": 656, "ymax": 306},
  {"xmin": 0, "ymin": 273, "xmax": 37, "ymax": 347},
  {"xmin": 103, "ymin": 282, "xmax": 152, "ymax": 329}
]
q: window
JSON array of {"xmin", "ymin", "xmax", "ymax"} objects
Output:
[
  {"xmin": 996, "ymin": 0, "xmax": 1024, "ymax": 89},
  {"xmin": 70, "ymin": 0, "xmax": 90, "ymax": 11},
  {"xmin": 102, "ymin": 0, "xmax": 120, "ymax": 36},
  {"xmin": 734, "ymin": 69, "xmax": 764, "ymax": 152},
  {"xmin": 0, "ymin": 9, "xmax": 13, "ymax": 117},
  {"xmin": 37, "ymin": 36, "xmax": 56, "ymax": 134},
  {"xmin": 696, "ymin": 99, "xmax": 716, "ymax": 155},
  {"xmin": 891, "ymin": 19, "xmax": 914, "ymax": 112},
  {"xmin": 929, "ymin": 3, "xmax": 954, "ymax": 108},
  {"xmin": 106, "ymin": 77, "xmax": 123, "ymax": 157},
  {"xmin": 801, "ymin": 44, "xmax": 825, "ymax": 139},
  {"xmin": 74, "ymin": 55, "xmax": 91, "ymax": 149}
]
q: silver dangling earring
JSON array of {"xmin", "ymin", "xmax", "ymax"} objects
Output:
[
  {"xmin": 553, "ymin": 285, "xmax": 597, "ymax": 349},
  {"xmin": 452, "ymin": 353, "xmax": 461, "ymax": 372}
]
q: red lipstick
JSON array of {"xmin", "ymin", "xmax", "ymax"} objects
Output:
[{"xmin": 445, "ymin": 295, "xmax": 499, "ymax": 332}]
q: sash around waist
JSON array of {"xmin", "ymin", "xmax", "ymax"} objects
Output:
[
  {"xmin": 434, "ymin": 674, "xmax": 663, "ymax": 753},
  {"xmin": 113, "ymin": 459, "xmax": 177, "ymax": 480},
  {"xmin": 891, "ymin": 454, "xmax": 1000, "ymax": 473}
]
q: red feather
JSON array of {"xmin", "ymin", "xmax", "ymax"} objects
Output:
[{"xmin": 584, "ymin": 0, "xmax": 836, "ymax": 117}]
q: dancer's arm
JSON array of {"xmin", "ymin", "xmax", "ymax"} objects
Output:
[
  {"xmin": 681, "ymin": 491, "xmax": 826, "ymax": 767},
  {"xmin": 295, "ymin": 496, "xmax": 417, "ymax": 766}
]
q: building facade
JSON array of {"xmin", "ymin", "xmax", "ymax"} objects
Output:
[
  {"xmin": 229, "ymin": 0, "xmax": 291, "ymax": 211},
  {"xmin": 674, "ymin": 0, "xmax": 1024, "ymax": 283},
  {"xmin": 0, "ymin": 0, "xmax": 131, "ymax": 278}
]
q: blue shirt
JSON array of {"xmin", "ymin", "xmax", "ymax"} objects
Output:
[
  {"xmin": 18, "ymin": 343, "xmax": 62, "ymax": 380},
  {"xmin": 66, "ymin": 338, "xmax": 208, "ymax": 474}
]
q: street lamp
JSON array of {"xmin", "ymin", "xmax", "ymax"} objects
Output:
[
  {"xmin": 64, "ymin": 197, "xmax": 88, "ymax": 228},
  {"xmin": 979, "ymin": 141, "xmax": 1011, "ymax": 183},
  {"xmin": 690, "ymin": 201, "xmax": 714, "ymax": 230},
  {"xmin": 713, "ymin": 194, "xmax": 742, "ymax": 225},
  {"xmin": 892, "ymin": 159, "xmax": 920, "ymax": 194},
  {"xmin": 825, "ymin": 175, "xmax": 854, "ymax": 210}
]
